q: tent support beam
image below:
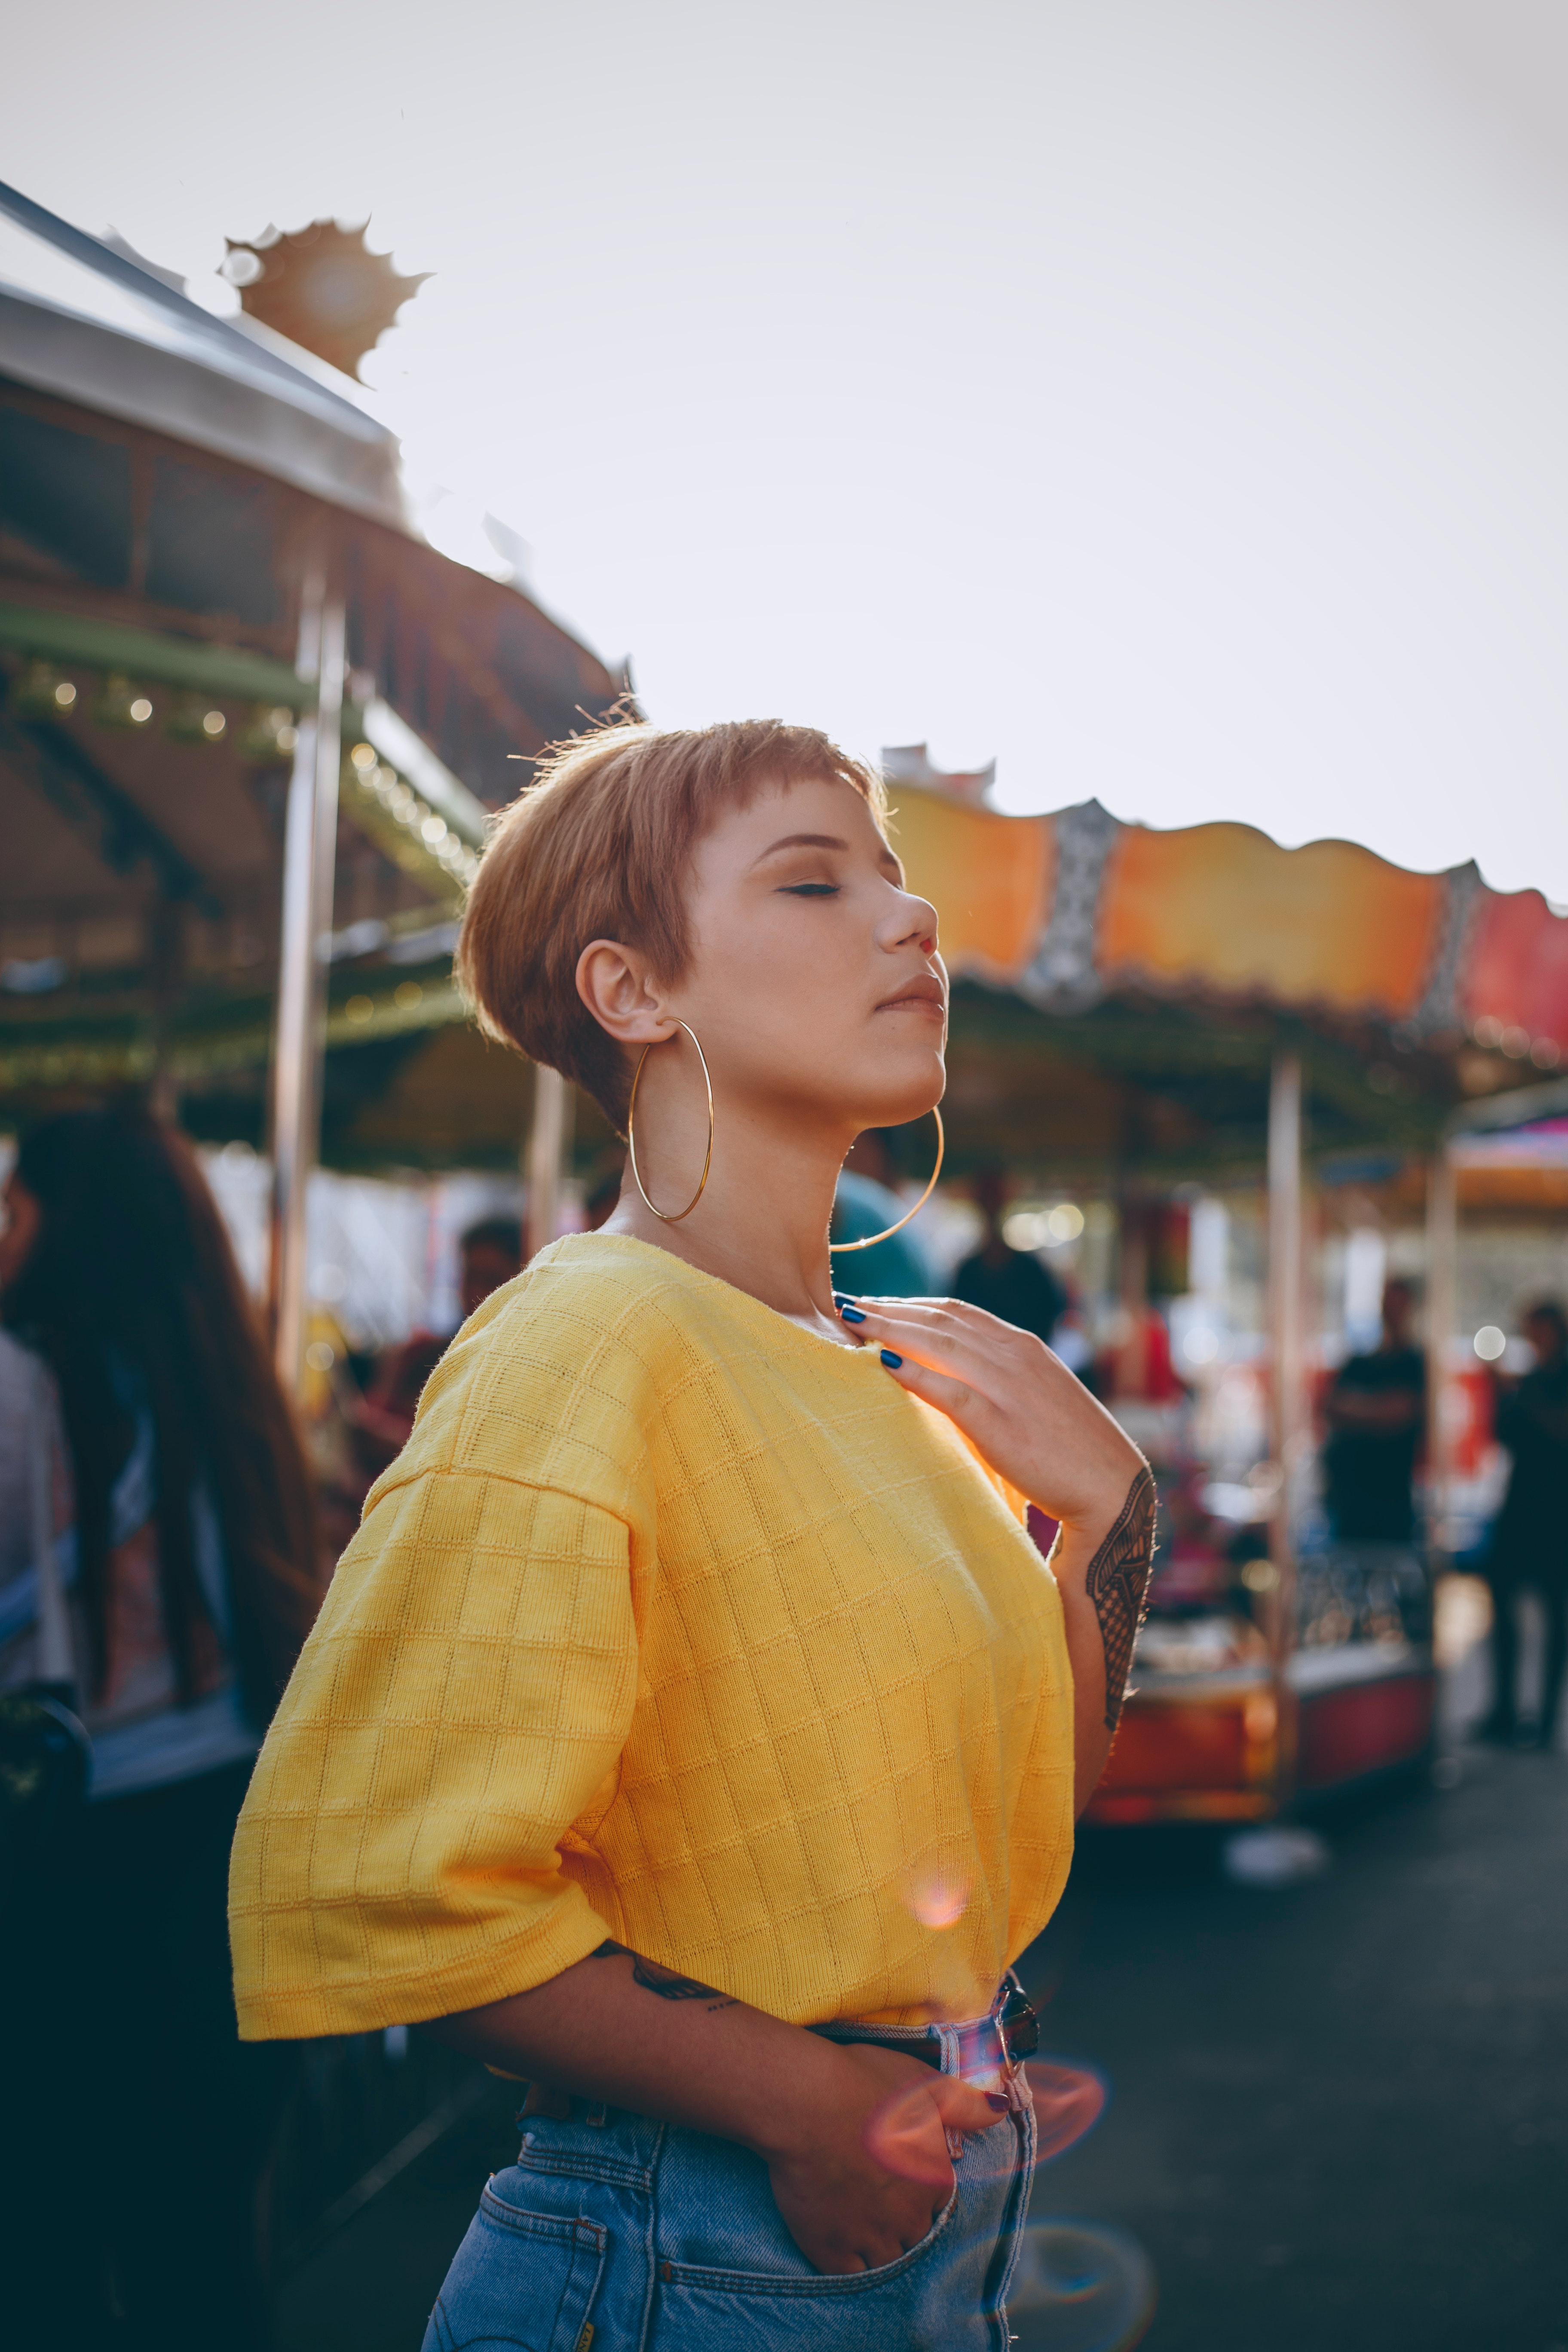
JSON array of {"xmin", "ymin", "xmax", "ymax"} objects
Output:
[
  {"xmin": 1425, "ymin": 1145, "xmax": 1458, "ymax": 1565},
  {"xmin": 1267, "ymin": 1050, "xmax": 1304, "ymax": 1662},
  {"xmin": 269, "ymin": 569, "xmax": 343, "ymax": 1394},
  {"xmin": 524, "ymin": 1064, "xmax": 572, "ymax": 1263}
]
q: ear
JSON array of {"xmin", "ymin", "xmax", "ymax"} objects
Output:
[{"xmin": 575, "ymin": 940, "xmax": 680, "ymax": 1047}]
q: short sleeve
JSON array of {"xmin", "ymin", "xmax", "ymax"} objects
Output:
[{"xmin": 229, "ymin": 1464, "xmax": 639, "ymax": 2040}]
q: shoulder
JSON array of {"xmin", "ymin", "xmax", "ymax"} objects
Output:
[
  {"xmin": 0, "ymin": 1331, "xmax": 56, "ymax": 1437},
  {"xmin": 462, "ymin": 1232, "xmax": 741, "ymax": 1373},
  {"xmin": 376, "ymin": 1235, "xmax": 744, "ymax": 1513}
]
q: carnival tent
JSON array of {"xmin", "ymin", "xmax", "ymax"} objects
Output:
[
  {"xmin": 0, "ymin": 181, "xmax": 623, "ymax": 1375},
  {"xmin": 877, "ymin": 782, "xmax": 1568, "ymax": 1183}
]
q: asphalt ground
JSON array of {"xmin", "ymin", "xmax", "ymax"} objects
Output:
[
  {"xmin": 277, "ymin": 1657, "xmax": 1568, "ymax": 2352},
  {"xmin": 1018, "ymin": 1742, "xmax": 1568, "ymax": 2352}
]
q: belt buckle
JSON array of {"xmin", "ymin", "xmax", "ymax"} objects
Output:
[{"xmin": 997, "ymin": 1982, "xmax": 1040, "ymax": 2078}]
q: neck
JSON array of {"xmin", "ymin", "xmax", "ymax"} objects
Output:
[{"xmin": 600, "ymin": 1069, "xmax": 855, "ymax": 1339}]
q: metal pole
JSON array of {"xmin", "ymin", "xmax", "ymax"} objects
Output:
[
  {"xmin": 1425, "ymin": 1143, "xmax": 1458, "ymax": 1565},
  {"xmin": 524, "ymin": 1063, "xmax": 573, "ymax": 1262},
  {"xmin": 1267, "ymin": 1051, "xmax": 1304, "ymax": 1660},
  {"xmin": 269, "ymin": 570, "xmax": 344, "ymax": 1394}
]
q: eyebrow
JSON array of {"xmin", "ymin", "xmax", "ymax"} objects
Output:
[
  {"xmin": 753, "ymin": 832, "xmax": 903, "ymax": 873},
  {"xmin": 753, "ymin": 832, "xmax": 850, "ymax": 859}
]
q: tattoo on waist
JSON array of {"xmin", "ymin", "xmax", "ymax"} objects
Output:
[
  {"xmin": 1085, "ymin": 1464, "xmax": 1158, "ymax": 1731},
  {"xmin": 591, "ymin": 1941, "xmax": 739, "ymax": 2009}
]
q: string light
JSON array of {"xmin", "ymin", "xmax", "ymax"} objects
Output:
[
  {"xmin": 239, "ymin": 704, "xmax": 299, "ymax": 763},
  {"xmin": 95, "ymin": 674, "xmax": 153, "ymax": 728},
  {"xmin": 7, "ymin": 659, "xmax": 80, "ymax": 718},
  {"xmin": 343, "ymin": 749, "xmax": 481, "ymax": 891},
  {"xmin": 168, "ymin": 691, "xmax": 230, "ymax": 744}
]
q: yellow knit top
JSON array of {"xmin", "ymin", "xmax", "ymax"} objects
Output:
[{"xmin": 230, "ymin": 1234, "xmax": 1075, "ymax": 2042}]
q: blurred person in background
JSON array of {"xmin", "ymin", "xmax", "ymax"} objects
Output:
[
  {"xmin": 0, "ymin": 1307, "xmax": 66, "ymax": 1655},
  {"xmin": 583, "ymin": 1155, "xmax": 627, "ymax": 1231},
  {"xmin": 1477, "ymin": 1300, "xmax": 1568, "ymax": 1752},
  {"xmin": 954, "ymin": 1170, "xmax": 1067, "ymax": 1345},
  {"xmin": 345, "ymin": 1212, "xmax": 524, "ymax": 1491},
  {"xmin": 459, "ymin": 1212, "xmax": 527, "ymax": 1316},
  {"xmin": 0, "ymin": 1104, "xmax": 321, "ymax": 2351},
  {"xmin": 1045, "ymin": 1274, "xmax": 1096, "ymax": 1382},
  {"xmin": 1322, "ymin": 1277, "xmax": 1426, "ymax": 1544}
]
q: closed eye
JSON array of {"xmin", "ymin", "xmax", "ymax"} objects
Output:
[{"xmin": 780, "ymin": 882, "xmax": 841, "ymax": 897}]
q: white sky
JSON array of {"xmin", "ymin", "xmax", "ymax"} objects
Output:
[{"xmin": 6, "ymin": 0, "xmax": 1568, "ymax": 896}]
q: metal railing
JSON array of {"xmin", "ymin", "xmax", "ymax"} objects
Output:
[{"xmin": 268, "ymin": 2026, "xmax": 499, "ymax": 2274}]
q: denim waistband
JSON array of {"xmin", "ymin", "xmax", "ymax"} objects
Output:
[
  {"xmin": 515, "ymin": 1973, "xmax": 1038, "ymax": 2131},
  {"xmin": 810, "ymin": 1972, "xmax": 1035, "ymax": 2095}
]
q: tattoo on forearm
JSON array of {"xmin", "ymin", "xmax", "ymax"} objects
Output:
[
  {"xmin": 591, "ymin": 1940, "xmax": 738, "ymax": 2010},
  {"xmin": 1085, "ymin": 1465, "xmax": 1158, "ymax": 1731}
]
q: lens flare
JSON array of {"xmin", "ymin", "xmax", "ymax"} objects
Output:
[
  {"xmin": 1008, "ymin": 2218, "xmax": 1157, "ymax": 2352},
  {"xmin": 1026, "ymin": 2060, "xmax": 1109, "ymax": 2164},
  {"xmin": 907, "ymin": 1871, "xmax": 970, "ymax": 1929},
  {"xmin": 861, "ymin": 2076, "xmax": 967, "ymax": 2187},
  {"xmin": 949, "ymin": 2058, "xmax": 1110, "ymax": 2192}
]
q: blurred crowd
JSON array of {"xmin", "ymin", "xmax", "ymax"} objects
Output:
[{"xmin": 0, "ymin": 1106, "xmax": 318, "ymax": 2350}]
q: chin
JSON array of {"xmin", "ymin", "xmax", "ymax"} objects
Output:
[{"xmin": 854, "ymin": 1057, "xmax": 945, "ymax": 1131}]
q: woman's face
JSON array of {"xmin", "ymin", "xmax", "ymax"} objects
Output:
[
  {"xmin": 0, "ymin": 1173, "xmax": 41, "ymax": 1291},
  {"xmin": 666, "ymin": 774, "xmax": 946, "ymax": 1134}
]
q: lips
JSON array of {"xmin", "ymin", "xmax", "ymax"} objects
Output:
[{"xmin": 875, "ymin": 975, "xmax": 947, "ymax": 1016}]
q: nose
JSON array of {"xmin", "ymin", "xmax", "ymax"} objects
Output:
[{"xmin": 882, "ymin": 885, "xmax": 940, "ymax": 959}]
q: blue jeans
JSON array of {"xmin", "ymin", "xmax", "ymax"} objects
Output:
[{"xmin": 422, "ymin": 1993, "xmax": 1038, "ymax": 2351}]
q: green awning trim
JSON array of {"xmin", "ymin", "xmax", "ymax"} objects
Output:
[
  {"xmin": 0, "ymin": 970, "xmax": 466, "ymax": 1093},
  {"xmin": 0, "ymin": 601, "xmax": 302, "ymax": 704}
]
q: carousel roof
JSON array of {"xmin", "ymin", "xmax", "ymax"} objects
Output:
[
  {"xmin": 0, "ymin": 181, "xmax": 407, "ymax": 527},
  {"xmin": 0, "ymin": 184, "xmax": 624, "ymax": 1160}
]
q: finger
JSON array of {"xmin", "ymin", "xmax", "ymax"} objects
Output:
[
  {"xmin": 872, "ymin": 1348, "xmax": 981, "ymax": 1421},
  {"xmin": 836, "ymin": 1294, "xmax": 985, "ymax": 1335},
  {"xmin": 863, "ymin": 2069, "xmax": 1012, "ymax": 2180},
  {"xmin": 851, "ymin": 1325, "xmax": 1010, "ymax": 1424},
  {"xmin": 836, "ymin": 1299, "xmax": 1003, "ymax": 1381},
  {"xmin": 861, "ymin": 2080, "xmax": 959, "ymax": 2187},
  {"xmin": 838, "ymin": 1298, "xmax": 1039, "ymax": 1383},
  {"xmin": 931, "ymin": 2074, "xmax": 1012, "ymax": 2136},
  {"xmin": 837, "ymin": 1293, "xmax": 1021, "ymax": 1343}
]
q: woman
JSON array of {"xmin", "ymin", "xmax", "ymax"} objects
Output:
[
  {"xmin": 231, "ymin": 719, "xmax": 1154, "ymax": 2349},
  {"xmin": 0, "ymin": 1104, "xmax": 320, "ymax": 2350}
]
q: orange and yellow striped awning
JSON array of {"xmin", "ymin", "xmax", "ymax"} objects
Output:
[{"xmin": 886, "ymin": 789, "xmax": 1566, "ymax": 1071}]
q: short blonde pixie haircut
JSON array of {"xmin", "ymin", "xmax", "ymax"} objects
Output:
[{"xmin": 456, "ymin": 719, "xmax": 887, "ymax": 1131}]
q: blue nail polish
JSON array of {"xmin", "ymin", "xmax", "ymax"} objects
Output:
[
  {"xmin": 880, "ymin": 1349, "xmax": 903, "ymax": 1369},
  {"xmin": 832, "ymin": 1291, "xmax": 856, "ymax": 1306},
  {"xmin": 839, "ymin": 1305, "xmax": 866, "ymax": 1324}
]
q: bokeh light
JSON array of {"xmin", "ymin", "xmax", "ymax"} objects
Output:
[
  {"xmin": 1009, "ymin": 2217, "xmax": 1157, "ymax": 2352},
  {"xmin": 1004, "ymin": 1203, "xmax": 1084, "ymax": 1253},
  {"xmin": 906, "ymin": 1871, "xmax": 970, "ymax": 1930}
]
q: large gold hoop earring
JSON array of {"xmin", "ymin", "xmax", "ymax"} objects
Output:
[
  {"xmin": 830, "ymin": 1107, "xmax": 945, "ymax": 1253},
  {"xmin": 626, "ymin": 1020, "xmax": 715, "ymax": 1224}
]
